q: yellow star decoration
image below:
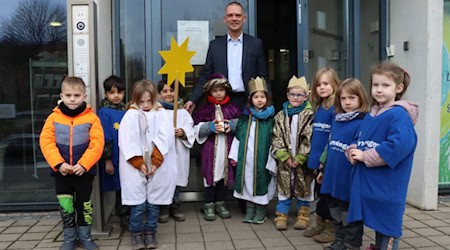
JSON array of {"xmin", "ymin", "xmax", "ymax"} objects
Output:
[
  {"xmin": 158, "ymin": 37, "xmax": 196, "ymax": 87},
  {"xmin": 113, "ymin": 122, "xmax": 120, "ymax": 130}
]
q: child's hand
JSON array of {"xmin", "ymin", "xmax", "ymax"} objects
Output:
[
  {"xmin": 286, "ymin": 158, "xmax": 297, "ymax": 168},
  {"xmin": 139, "ymin": 164, "xmax": 149, "ymax": 176},
  {"xmin": 319, "ymin": 163, "xmax": 324, "ymax": 170},
  {"xmin": 73, "ymin": 164, "xmax": 86, "ymax": 176},
  {"xmin": 148, "ymin": 165, "xmax": 158, "ymax": 175},
  {"xmin": 59, "ymin": 163, "xmax": 73, "ymax": 176},
  {"xmin": 229, "ymin": 159, "xmax": 237, "ymax": 167},
  {"xmin": 224, "ymin": 120, "xmax": 231, "ymax": 133},
  {"xmin": 214, "ymin": 120, "xmax": 225, "ymax": 133},
  {"xmin": 316, "ymin": 172, "xmax": 323, "ymax": 184},
  {"xmin": 349, "ymin": 149, "xmax": 364, "ymax": 164},
  {"xmin": 105, "ymin": 160, "xmax": 114, "ymax": 175},
  {"xmin": 174, "ymin": 128, "xmax": 185, "ymax": 137}
]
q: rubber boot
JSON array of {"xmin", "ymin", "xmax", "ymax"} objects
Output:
[
  {"xmin": 304, "ymin": 215, "xmax": 325, "ymax": 237},
  {"xmin": 144, "ymin": 230, "xmax": 158, "ymax": 249},
  {"xmin": 215, "ymin": 201, "xmax": 231, "ymax": 219},
  {"xmin": 203, "ymin": 202, "xmax": 216, "ymax": 221},
  {"xmin": 170, "ymin": 202, "xmax": 185, "ymax": 221},
  {"xmin": 274, "ymin": 212, "xmax": 288, "ymax": 230},
  {"xmin": 293, "ymin": 206, "xmax": 310, "ymax": 230},
  {"xmin": 252, "ymin": 204, "xmax": 266, "ymax": 224},
  {"xmin": 242, "ymin": 201, "xmax": 256, "ymax": 223},
  {"xmin": 158, "ymin": 205, "xmax": 170, "ymax": 223},
  {"xmin": 313, "ymin": 219, "xmax": 336, "ymax": 243},
  {"xmin": 131, "ymin": 232, "xmax": 145, "ymax": 250},
  {"xmin": 77, "ymin": 226, "xmax": 98, "ymax": 250},
  {"xmin": 60, "ymin": 227, "xmax": 77, "ymax": 250}
]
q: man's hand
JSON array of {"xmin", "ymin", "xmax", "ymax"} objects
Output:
[
  {"xmin": 184, "ymin": 101, "xmax": 196, "ymax": 114},
  {"xmin": 105, "ymin": 160, "xmax": 114, "ymax": 175},
  {"xmin": 174, "ymin": 128, "xmax": 185, "ymax": 137},
  {"xmin": 73, "ymin": 164, "xmax": 86, "ymax": 176}
]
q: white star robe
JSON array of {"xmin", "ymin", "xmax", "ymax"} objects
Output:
[
  {"xmin": 118, "ymin": 108, "xmax": 177, "ymax": 205},
  {"xmin": 162, "ymin": 108, "xmax": 195, "ymax": 187}
]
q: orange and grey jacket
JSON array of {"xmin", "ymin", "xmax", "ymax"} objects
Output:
[{"xmin": 40, "ymin": 105, "xmax": 105, "ymax": 175}]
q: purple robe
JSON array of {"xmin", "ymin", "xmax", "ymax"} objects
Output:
[{"xmin": 193, "ymin": 101, "xmax": 241, "ymax": 186}]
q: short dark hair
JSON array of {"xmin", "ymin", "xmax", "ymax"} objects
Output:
[
  {"xmin": 226, "ymin": 1, "xmax": 245, "ymax": 12},
  {"xmin": 103, "ymin": 75, "xmax": 125, "ymax": 92},
  {"xmin": 157, "ymin": 80, "xmax": 171, "ymax": 93}
]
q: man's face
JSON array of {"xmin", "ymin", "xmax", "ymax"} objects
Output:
[{"xmin": 224, "ymin": 4, "xmax": 246, "ymax": 34}]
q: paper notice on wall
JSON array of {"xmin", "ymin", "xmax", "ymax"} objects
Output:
[{"xmin": 178, "ymin": 20, "xmax": 209, "ymax": 65}]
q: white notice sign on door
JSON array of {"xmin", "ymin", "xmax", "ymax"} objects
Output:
[{"xmin": 178, "ymin": 20, "xmax": 209, "ymax": 65}]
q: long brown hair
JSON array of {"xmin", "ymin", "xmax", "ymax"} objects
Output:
[
  {"xmin": 370, "ymin": 61, "xmax": 411, "ymax": 105},
  {"xmin": 334, "ymin": 78, "xmax": 370, "ymax": 113},
  {"xmin": 127, "ymin": 79, "xmax": 160, "ymax": 110},
  {"xmin": 310, "ymin": 67, "xmax": 341, "ymax": 110}
]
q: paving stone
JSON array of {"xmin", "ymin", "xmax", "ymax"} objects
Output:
[
  {"xmin": 201, "ymin": 224, "xmax": 227, "ymax": 233},
  {"xmin": 176, "ymin": 241, "xmax": 205, "ymax": 250},
  {"xmin": 412, "ymin": 227, "xmax": 445, "ymax": 236},
  {"xmin": 158, "ymin": 226, "xmax": 175, "ymax": 235},
  {"xmin": 402, "ymin": 229, "xmax": 420, "ymax": 238},
  {"xmin": 176, "ymin": 233, "xmax": 204, "ymax": 243},
  {"xmin": 229, "ymin": 230, "xmax": 257, "ymax": 240},
  {"xmin": 416, "ymin": 246, "xmax": 447, "ymax": 250},
  {"xmin": 28, "ymin": 225, "xmax": 55, "ymax": 233},
  {"xmin": 203, "ymin": 231, "xmax": 231, "ymax": 242},
  {"xmin": 0, "ymin": 242, "xmax": 13, "ymax": 250},
  {"xmin": 261, "ymin": 236, "xmax": 292, "ymax": 248},
  {"xmin": 18, "ymin": 232, "xmax": 46, "ymax": 241},
  {"xmin": 0, "ymin": 233, "xmax": 21, "ymax": 242},
  {"xmin": 403, "ymin": 220, "xmax": 429, "ymax": 229},
  {"xmin": 154, "ymin": 243, "xmax": 175, "ymax": 250},
  {"xmin": 177, "ymin": 224, "xmax": 201, "ymax": 234},
  {"xmin": 158, "ymin": 233, "xmax": 176, "ymax": 243},
  {"xmin": 268, "ymin": 246, "xmax": 295, "ymax": 250},
  {"xmin": 427, "ymin": 235, "xmax": 450, "ymax": 246},
  {"xmin": 35, "ymin": 220, "xmax": 60, "ymax": 226},
  {"xmin": 205, "ymin": 240, "xmax": 235, "ymax": 250},
  {"xmin": 233, "ymin": 238, "xmax": 264, "ymax": 249},
  {"xmin": 435, "ymin": 226, "xmax": 450, "ymax": 235},
  {"xmin": 2, "ymin": 226, "xmax": 30, "ymax": 234},
  {"xmin": 11, "ymin": 220, "xmax": 37, "ymax": 227},
  {"xmin": 422, "ymin": 219, "xmax": 449, "ymax": 227},
  {"xmin": 223, "ymin": 222, "xmax": 253, "ymax": 231},
  {"xmin": 96, "ymin": 239, "xmax": 120, "ymax": 246},
  {"xmin": 7, "ymin": 240, "xmax": 39, "ymax": 249},
  {"xmin": 255, "ymin": 229, "xmax": 284, "ymax": 238},
  {"xmin": 0, "ymin": 221, "xmax": 14, "ymax": 227},
  {"xmin": 403, "ymin": 237, "xmax": 439, "ymax": 248},
  {"xmin": 286, "ymin": 235, "xmax": 317, "ymax": 245},
  {"xmin": 408, "ymin": 212, "xmax": 436, "ymax": 220},
  {"xmin": 294, "ymin": 244, "xmax": 325, "ymax": 250}
]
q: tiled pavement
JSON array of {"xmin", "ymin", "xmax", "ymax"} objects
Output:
[{"xmin": 0, "ymin": 199, "xmax": 449, "ymax": 250}]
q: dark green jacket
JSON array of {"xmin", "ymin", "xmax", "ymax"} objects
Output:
[{"xmin": 234, "ymin": 114, "xmax": 274, "ymax": 196}]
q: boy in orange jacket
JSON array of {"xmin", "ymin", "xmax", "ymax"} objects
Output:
[{"xmin": 40, "ymin": 76, "xmax": 104, "ymax": 250}]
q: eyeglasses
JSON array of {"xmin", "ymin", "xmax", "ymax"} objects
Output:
[{"xmin": 287, "ymin": 93, "xmax": 307, "ymax": 99}]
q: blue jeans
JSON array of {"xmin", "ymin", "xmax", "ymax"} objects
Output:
[
  {"xmin": 129, "ymin": 202, "xmax": 159, "ymax": 233},
  {"xmin": 375, "ymin": 232, "xmax": 400, "ymax": 250},
  {"xmin": 276, "ymin": 198, "xmax": 309, "ymax": 214}
]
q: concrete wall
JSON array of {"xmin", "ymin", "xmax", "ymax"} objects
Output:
[{"xmin": 389, "ymin": 0, "xmax": 443, "ymax": 210}]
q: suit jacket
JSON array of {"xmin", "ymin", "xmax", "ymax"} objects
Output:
[{"xmin": 190, "ymin": 33, "xmax": 270, "ymax": 104}]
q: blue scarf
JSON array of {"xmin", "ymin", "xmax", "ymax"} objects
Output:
[
  {"xmin": 250, "ymin": 105, "xmax": 275, "ymax": 121},
  {"xmin": 282, "ymin": 101, "xmax": 308, "ymax": 117},
  {"xmin": 159, "ymin": 98, "xmax": 184, "ymax": 110}
]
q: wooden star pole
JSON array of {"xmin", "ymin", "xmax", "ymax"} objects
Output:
[{"xmin": 158, "ymin": 37, "xmax": 195, "ymax": 127}]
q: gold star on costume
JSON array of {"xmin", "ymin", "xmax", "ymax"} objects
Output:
[
  {"xmin": 113, "ymin": 122, "xmax": 120, "ymax": 130},
  {"xmin": 158, "ymin": 37, "xmax": 196, "ymax": 86}
]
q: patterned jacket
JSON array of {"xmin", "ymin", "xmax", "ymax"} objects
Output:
[
  {"xmin": 40, "ymin": 105, "xmax": 104, "ymax": 175},
  {"xmin": 272, "ymin": 104, "xmax": 314, "ymax": 198}
]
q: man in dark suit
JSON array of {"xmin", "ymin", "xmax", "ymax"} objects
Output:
[{"xmin": 184, "ymin": 1, "xmax": 270, "ymax": 112}]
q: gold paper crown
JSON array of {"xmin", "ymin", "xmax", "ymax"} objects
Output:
[
  {"xmin": 288, "ymin": 75, "xmax": 309, "ymax": 92},
  {"xmin": 248, "ymin": 77, "xmax": 268, "ymax": 95}
]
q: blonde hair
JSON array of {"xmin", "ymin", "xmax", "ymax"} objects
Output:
[
  {"xmin": 334, "ymin": 78, "xmax": 370, "ymax": 113},
  {"xmin": 61, "ymin": 76, "xmax": 86, "ymax": 93},
  {"xmin": 310, "ymin": 67, "xmax": 340, "ymax": 110},
  {"xmin": 370, "ymin": 61, "xmax": 411, "ymax": 105},
  {"xmin": 127, "ymin": 79, "xmax": 160, "ymax": 110}
]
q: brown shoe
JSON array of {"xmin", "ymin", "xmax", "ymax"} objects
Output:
[
  {"xmin": 274, "ymin": 212, "xmax": 288, "ymax": 230},
  {"xmin": 158, "ymin": 205, "xmax": 170, "ymax": 223},
  {"xmin": 313, "ymin": 219, "xmax": 336, "ymax": 243},
  {"xmin": 304, "ymin": 215, "xmax": 325, "ymax": 237},
  {"xmin": 293, "ymin": 206, "xmax": 310, "ymax": 230},
  {"xmin": 170, "ymin": 202, "xmax": 185, "ymax": 222}
]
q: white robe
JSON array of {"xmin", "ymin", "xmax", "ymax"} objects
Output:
[
  {"xmin": 162, "ymin": 109, "xmax": 195, "ymax": 187},
  {"xmin": 229, "ymin": 121, "xmax": 278, "ymax": 205},
  {"xmin": 118, "ymin": 108, "xmax": 177, "ymax": 206}
]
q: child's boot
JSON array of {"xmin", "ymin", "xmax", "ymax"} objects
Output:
[
  {"xmin": 274, "ymin": 212, "xmax": 288, "ymax": 230},
  {"xmin": 252, "ymin": 205, "xmax": 266, "ymax": 224},
  {"xmin": 60, "ymin": 227, "xmax": 77, "ymax": 250},
  {"xmin": 77, "ymin": 226, "xmax": 99, "ymax": 250},
  {"xmin": 158, "ymin": 205, "xmax": 170, "ymax": 223},
  {"xmin": 313, "ymin": 219, "xmax": 336, "ymax": 243},
  {"xmin": 144, "ymin": 230, "xmax": 158, "ymax": 249},
  {"xmin": 170, "ymin": 202, "xmax": 185, "ymax": 221},
  {"xmin": 293, "ymin": 206, "xmax": 310, "ymax": 230},
  {"xmin": 215, "ymin": 201, "xmax": 231, "ymax": 219},
  {"xmin": 242, "ymin": 201, "xmax": 256, "ymax": 223},
  {"xmin": 203, "ymin": 202, "xmax": 216, "ymax": 221},
  {"xmin": 131, "ymin": 232, "xmax": 145, "ymax": 250},
  {"xmin": 304, "ymin": 215, "xmax": 325, "ymax": 237}
]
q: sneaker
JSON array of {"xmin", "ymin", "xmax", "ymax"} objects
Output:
[
  {"xmin": 293, "ymin": 206, "xmax": 310, "ymax": 230},
  {"xmin": 203, "ymin": 202, "xmax": 216, "ymax": 221},
  {"xmin": 304, "ymin": 215, "xmax": 325, "ymax": 237},
  {"xmin": 215, "ymin": 201, "xmax": 231, "ymax": 219},
  {"xmin": 312, "ymin": 219, "xmax": 335, "ymax": 243},
  {"xmin": 242, "ymin": 202, "xmax": 256, "ymax": 223},
  {"xmin": 274, "ymin": 212, "xmax": 288, "ymax": 230},
  {"xmin": 131, "ymin": 232, "xmax": 145, "ymax": 250},
  {"xmin": 252, "ymin": 205, "xmax": 266, "ymax": 224},
  {"xmin": 144, "ymin": 231, "xmax": 158, "ymax": 249}
]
